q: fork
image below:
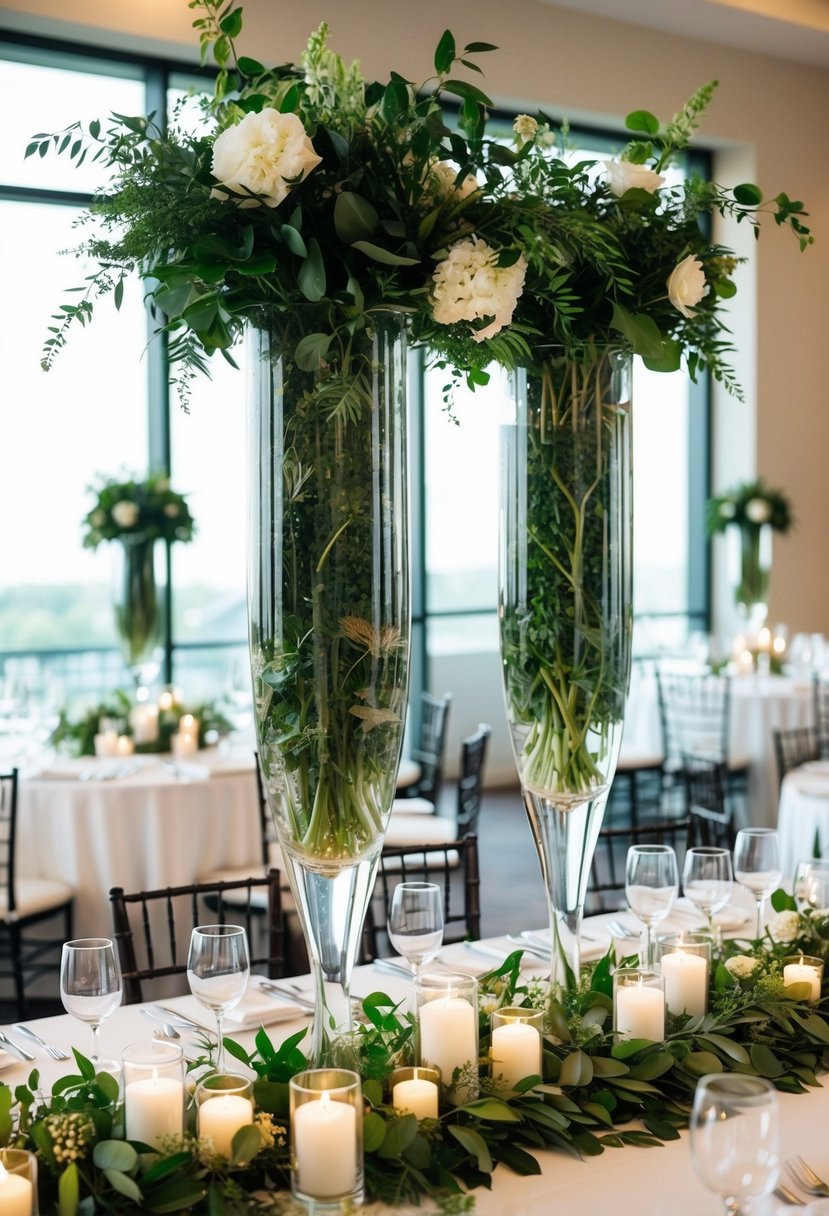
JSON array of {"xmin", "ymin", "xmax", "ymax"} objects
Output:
[
  {"xmin": 12, "ymin": 1024, "xmax": 69, "ymax": 1061},
  {"xmin": 788, "ymin": 1156, "xmax": 829, "ymax": 1198},
  {"xmin": 775, "ymin": 1183, "xmax": 806, "ymax": 1206}
]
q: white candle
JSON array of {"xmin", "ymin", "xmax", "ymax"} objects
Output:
[
  {"xmin": 116, "ymin": 734, "xmax": 135, "ymax": 757},
  {"xmin": 171, "ymin": 730, "xmax": 198, "ymax": 759},
  {"xmin": 158, "ymin": 691, "xmax": 174, "ymax": 712},
  {"xmin": 784, "ymin": 961, "xmax": 822, "ymax": 1002},
  {"xmin": 198, "ymin": 1093, "xmax": 254, "ymax": 1157},
  {"xmin": 125, "ymin": 1071, "xmax": 184, "ymax": 1146},
  {"xmin": 615, "ymin": 983, "xmax": 665, "ymax": 1040},
  {"xmin": 491, "ymin": 1021, "xmax": 542, "ymax": 1090},
  {"xmin": 293, "ymin": 1092, "xmax": 358, "ymax": 1198},
  {"xmin": 392, "ymin": 1074, "xmax": 439, "ymax": 1120},
  {"xmin": 94, "ymin": 730, "xmax": 118, "ymax": 758},
  {"xmin": 419, "ymin": 997, "xmax": 477, "ymax": 1095},
  {"xmin": 661, "ymin": 950, "xmax": 708, "ymax": 1018},
  {"xmin": 130, "ymin": 703, "xmax": 159, "ymax": 745},
  {"xmin": 0, "ymin": 1164, "xmax": 32, "ymax": 1216},
  {"xmin": 179, "ymin": 714, "xmax": 197, "ymax": 734}
]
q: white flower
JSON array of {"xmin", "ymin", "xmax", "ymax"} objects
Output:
[
  {"xmin": 111, "ymin": 500, "xmax": 140, "ymax": 528},
  {"xmin": 163, "ymin": 503, "xmax": 180, "ymax": 518},
  {"xmin": 667, "ymin": 253, "xmax": 709, "ymax": 318},
  {"xmin": 604, "ymin": 160, "xmax": 664, "ymax": 197},
  {"xmin": 719, "ymin": 501, "xmax": 736, "ymax": 520},
  {"xmin": 431, "ymin": 236, "xmax": 527, "ymax": 342},
  {"xmin": 90, "ymin": 509, "xmax": 106, "ymax": 527},
  {"xmin": 745, "ymin": 497, "xmax": 772, "ymax": 524},
  {"xmin": 724, "ymin": 954, "xmax": 759, "ymax": 980},
  {"xmin": 767, "ymin": 909, "xmax": 801, "ymax": 944},
  {"xmin": 429, "ymin": 160, "xmax": 479, "ymax": 201},
  {"xmin": 513, "ymin": 114, "xmax": 539, "ymax": 144},
  {"xmin": 211, "ymin": 108, "xmax": 321, "ymax": 209}
]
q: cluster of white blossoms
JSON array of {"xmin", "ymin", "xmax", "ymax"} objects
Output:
[
  {"xmin": 44, "ymin": 1112, "xmax": 95, "ymax": 1165},
  {"xmin": 212, "ymin": 108, "xmax": 322, "ymax": 209},
  {"xmin": 431, "ymin": 235, "xmax": 528, "ymax": 342},
  {"xmin": 429, "ymin": 159, "xmax": 480, "ymax": 201},
  {"xmin": 724, "ymin": 954, "xmax": 759, "ymax": 980},
  {"xmin": 111, "ymin": 500, "xmax": 140, "ymax": 528}
]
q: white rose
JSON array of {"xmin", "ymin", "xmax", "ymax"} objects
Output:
[
  {"xmin": 744, "ymin": 497, "xmax": 772, "ymax": 525},
  {"xmin": 768, "ymin": 909, "xmax": 800, "ymax": 944},
  {"xmin": 430, "ymin": 160, "xmax": 479, "ymax": 201},
  {"xmin": 667, "ymin": 253, "xmax": 710, "ymax": 318},
  {"xmin": 604, "ymin": 160, "xmax": 665, "ymax": 198},
  {"xmin": 90, "ymin": 510, "xmax": 106, "ymax": 527},
  {"xmin": 719, "ymin": 502, "xmax": 736, "ymax": 520},
  {"xmin": 211, "ymin": 108, "xmax": 322, "ymax": 209},
  {"xmin": 724, "ymin": 954, "xmax": 759, "ymax": 980},
  {"xmin": 111, "ymin": 500, "xmax": 140, "ymax": 528},
  {"xmin": 163, "ymin": 503, "xmax": 180, "ymax": 518},
  {"xmin": 431, "ymin": 236, "xmax": 527, "ymax": 343}
]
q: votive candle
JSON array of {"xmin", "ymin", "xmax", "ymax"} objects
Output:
[
  {"xmin": 289, "ymin": 1069, "xmax": 363, "ymax": 1206},
  {"xmin": 490, "ymin": 1006, "xmax": 543, "ymax": 1090},
  {"xmin": 659, "ymin": 934, "xmax": 711, "ymax": 1019},
  {"xmin": 783, "ymin": 955, "xmax": 823, "ymax": 1003},
  {"xmin": 417, "ymin": 973, "xmax": 478, "ymax": 1104},
  {"xmin": 391, "ymin": 1066, "xmax": 440, "ymax": 1120},
  {"xmin": 0, "ymin": 1162, "xmax": 32, "ymax": 1216},
  {"xmin": 196, "ymin": 1075, "xmax": 254, "ymax": 1158},
  {"xmin": 614, "ymin": 967, "xmax": 665, "ymax": 1040},
  {"xmin": 129, "ymin": 703, "xmax": 159, "ymax": 745}
]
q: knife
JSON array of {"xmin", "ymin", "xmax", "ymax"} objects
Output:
[
  {"xmin": 0, "ymin": 1030, "xmax": 35, "ymax": 1062},
  {"xmin": 372, "ymin": 957, "xmax": 414, "ymax": 979},
  {"xmin": 151, "ymin": 1006, "xmax": 214, "ymax": 1035},
  {"xmin": 257, "ymin": 982, "xmax": 315, "ymax": 1012}
]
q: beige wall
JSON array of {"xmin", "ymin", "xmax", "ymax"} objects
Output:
[{"xmin": 3, "ymin": 0, "xmax": 828, "ymax": 636}]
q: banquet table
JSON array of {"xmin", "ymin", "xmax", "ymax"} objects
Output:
[
  {"xmin": 777, "ymin": 760, "xmax": 829, "ymax": 877},
  {"xmin": 1, "ymin": 909, "xmax": 821, "ymax": 1216}
]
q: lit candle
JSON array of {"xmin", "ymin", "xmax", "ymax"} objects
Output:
[
  {"xmin": 392, "ymin": 1071, "xmax": 439, "ymax": 1120},
  {"xmin": 158, "ymin": 691, "xmax": 174, "ymax": 712},
  {"xmin": 125, "ymin": 1068, "xmax": 184, "ymax": 1146},
  {"xmin": 179, "ymin": 714, "xmax": 197, "ymax": 735},
  {"xmin": 293, "ymin": 1092, "xmax": 358, "ymax": 1198},
  {"xmin": 773, "ymin": 634, "xmax": 786, "ymax": 657},
  {"xmin": 784, "ymin": 957, "xmax": 823, "ymax": 1003},
  {"xmin": 491, "ymin": 1021, "xmax": 542, "ymax": 1090},
  {"xmin": 116, "ymin": 734, "xmax": 135, "ymax": 757},
  {"xmin": 130, "ymin": 703, "xmax": 159, "ymax": 745},
  {"xmin": 615, "ymin": 982, "xmax": 665, "ymax": 1040},
  {"xmin": 94, "ymin": 730, "xmax": 119, "ymax": 758},
  {"xmin": 198, "ymin": 1093, "xmax": 254, "ymax": 1157},
  {"xmin": 0, "ymin": 1162, "xmax": 32, "ymax": 1216},
  {"xmin": 757, "ymin": 626, "xmax": 772, "ymax": 653},
  {"xmin": 419, "ymin": 997, "xmax": 477, "ymax": 1097},
  {"xmin": 171, "ymin": 730, "xmax": 198, "ymax": 759},
  {"xmin": 737, "ymin": 648, "xmax": 754, "ymax": 675},
  {"xmin": 661, "ymin": 949, "xmax": 708, "ymax": 1017}
]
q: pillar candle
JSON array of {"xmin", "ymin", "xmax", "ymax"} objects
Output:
[
  {"xmin": 0, "ymin": 1164, "xmax": 32, "ymax": 1216},
  {"xmin": 293, "ymin": 1092, "xmax": 358, "ymax": 1199},
  {"xmin": 198, "ymin": 1093, "xmax": 254, "ymax": 1157},
  {"xmin": 116, "ymin": 735, "xmax": 135, "ymax": 757},
  {"xmin": 784, "ymin": 960, "xmax": 822, "ymax": 1002},
  {"xmin": 661, "ymin": 949, "xmax": 708, "ymax": 1018},
  {"xmin": 94, "ymin": 730, "xmax": 118, "ymax": 758},
  {"xmin": 171, "ymin": 730, "xmax": 198, "ymax": 759},
  {"xmin": 615, "ymin": 983, "xmax": 665, "ymax": 1040},
  {"xmin": 491, "ymin": 1022, "xmax": 542, "ymax": 1090},
  {"xmin": 392, "ymin": 1073, "xmax": 439, "ymax": 1120},
  {"xmin": 419, "ymin": 997, "xmax": 476, "ymax": 1094},
  {"xmin": 130, "ymin": 703, "xmax": 159, "ymax": 745},
  {"xmin": 125, "ymin": 1071, "xmax": 184, "ymax": 1146}
]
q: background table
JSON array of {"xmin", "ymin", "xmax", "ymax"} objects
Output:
[{"xmin": 777, "ymin": 760, "xmax": 829, "ymax": 877}]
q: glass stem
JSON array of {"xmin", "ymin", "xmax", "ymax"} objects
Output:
[
  {"xmin": 90, "ymin": 1022, "xmax": 100, "ymax": 1063},
  {"xmin": 642, "ymin": 924, "xmax": 655, "ymax": 968},
  {"xmin": 755, "ymin": 897, "xmax": 764, "ymax": 940},
  {"xmin": 216, "ymin": 1011, "xmax": 225, "ymax": 1073}
]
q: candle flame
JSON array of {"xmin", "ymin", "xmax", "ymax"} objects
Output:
[{"xmin": 320, "ymin": 1091, "xmax": 331, "ymax": 1111}]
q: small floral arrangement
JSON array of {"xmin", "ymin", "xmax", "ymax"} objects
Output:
[
  {"xmin": 82, "ymin": 474, "xmax": 195, "ymax": 549},
  {"xmin": 49, "ymin": 690, "xmax": 231, "ymax": 755},
  {"xmin": 706, "ymin": 476, "xmax": 793, "ymax": 535}
]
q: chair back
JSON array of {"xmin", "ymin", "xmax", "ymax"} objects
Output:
[
  {"xmin": 656, "ymin": 669, "xmax": 732, "ymax": 768},
  {"xmin": 814, "ymin": 677, "xmax": 829, "ymax": 758},
  {"xmin": 405, "ymin": 692, "xmax": 452, "ymax": 804},
  {"xmin": 587, "ymin": 818, "xmax": 690, "ymax": 914},
  {"xmin": 0, "ymin": 770, "xmax": 17, "ymax": 920},
  {"xmin": 109, "ymin": 870, "xmax": 284, "ymax": 1005},
  {"xmin": 773, "ymin": 725, "xmax": 821, "ymax": 788},
  {"xmin": 456, "ymin": 724, "xmax": 491, "ymax": 834},
  {"xmin": 361, "ymin": 835, "xmax": 480, "ymax": 962},
  {"xmin": 683, "ymin": 755, "xmax": 733, "ymax": 849}
]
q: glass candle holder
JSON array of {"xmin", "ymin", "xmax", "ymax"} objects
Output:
[
  {"xmin": 613, "ymin": 967, "xmax": 665, "ymax": 1041},
  {"xmin": 289, "ymin": 1068, "xmax": 363, "ymax": 1210},
  {"xmin": 783, "ymin": 954, "xmax": 824, "ymax": 1003},
  {"xmin": 390, "ymin": 1065, "xmax": 440, "ymax": 1121},
  {"xmin": 122, "ymin": 1041, "xmax": 185, "ymax": 1148},
  {"xmin": 490, "ymin": 1006, "xmax": 543, "ymax": 1091},
  {"xmin": 0, "ymin": 1149, "xmax": 37, "ymax": 1216},
  {"xmin": 195, "ymin": 1074, "xmax": 254, "ymax": 1158},
  {"xmin": 659, "ymin": 933, "xmax": 712, "ymax": 1019},
  {"xmin": 415, "ymin": 972, "xmax": 479, "ymax": 1105}
]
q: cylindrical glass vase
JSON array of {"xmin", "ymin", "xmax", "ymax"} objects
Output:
[
  {"xmin": 248, "ymin": 314, "xmax": 409, "ymax": 1064},
  {"xmin": 113, "ymin": 534, "xmax": 162, "ymax": 689},
  {"xmin": 500, "ymin": 347, "xmax": 633, "ymax": 994}
]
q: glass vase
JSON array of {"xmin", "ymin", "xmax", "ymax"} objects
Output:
[
  {"xmin": 113, "ymin": 534, "xmax": 162, "ymax": 689},
  {"xmin": 499, "ymin": 347, "xmax": 633, "ymax": 995},
  {"xmin": 248, "ymin": 314, "xmax": 409, "ymax": 1064},
  {"xmin": 733, "ymin": 522, "xmax": 772, "ymax": 633}
]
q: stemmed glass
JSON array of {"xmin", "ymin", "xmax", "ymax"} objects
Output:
[
  {"xmin": 733, "ymin": 828, "xmax": 782, "ymax": 939},
  {"xmin": 60, "ymin": 938, "xmax": 123, "ymax": 1066},
  {"xmin": 682, "ymin": 847, "xmax": 734, "ymax": 945},
  {"xmin": 387, "ymin": 882, "xmax": 444, "ymax": 982},
  {"xmin": 793, "ymin": 858, "xmax": 829, "ymax": 911},
  {"xmin": 690, "ymin": 1073, "xmax": 779, "ymax": 1214},
  {"xmin": 625, "ymin": 844, "xmax": 679, "ymax": 968},
  {"xmin": 187, "ymin": 925, "xmax": 250, "ymax": 1073}
]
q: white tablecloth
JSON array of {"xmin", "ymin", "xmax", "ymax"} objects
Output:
[
  {"xmin": 623, "ymin": 672, "xmax": 813, "ymax": 827},
  {"xmin": 777, "ymin": 760, "xmax": 829, "ymax": 877}
]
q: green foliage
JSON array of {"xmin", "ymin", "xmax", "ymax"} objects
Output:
[
  {"xmin": 49, "ymin": 691, "xmax": 232, "ymax": 756},
  {"xmin": 706, "ymin": 476, "xmax": 793, "ymax": 535},
  {"xmin": 81, "ymin": 473, "xmax": 195, "ymax": 550}
]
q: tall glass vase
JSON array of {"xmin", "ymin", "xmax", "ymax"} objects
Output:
[
  {"xmin": 113, "ymin": 534, "xmax": 162, "ymax": 689},
  {"xmin": 248, "ymin": 314, "xmax": 409, "ymax": 1063},
  {"xmin": 499, "ymin": 348, "xmax": 633, "ymax": 995},
  {"xmin": 734, "ymin": 522, "xmax": 772, "ymax": 635}
]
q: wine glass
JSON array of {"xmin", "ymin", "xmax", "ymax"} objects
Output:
[
  {"xmin": 733, "ymin": 828, "xmax": 782, "ymax": 939},
  {"xmin": 187, "ymin": 925, "xmax": 250, "ymax": 1072},
  {"xmin": 682, "ymin": 847, "xmax": 734, "ymax": 945},
  {"xmin": 793, "ymin": 858, "xmax": 829, "ymax": 912},
  {"xmin": 60, "ymin": 938, "xmax": 122, "ymax": 1066},
  {"xmin": 690, "ymin": 1073, "xmax": 779, "ymax": 1214},
  {"xmin": 625, "ymin": 844, "xmax": 679, "ymax": 968},
  {"xmin": 387, "ymin": 882, "xmax": 444, "ymax": 981}
]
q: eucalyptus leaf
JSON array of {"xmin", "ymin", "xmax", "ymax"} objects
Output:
[
  {"xmin": 351, "ymin": 241, "xmax": 420, "ymax": 267},
  {"xmin": 103, "ymin": 1170, "xmax": 143, "ymax": 1203},
  {"xmin": 298, "ymin": 237, "xmax": 326, "ymax": 302},
  {"xmin": 94, "ymin": 1140, "xmax": 138, "ymax": 1172},
  {"xmin": 334, "ymin": 192, "xmax": 380, "ymax": 244},
  {"xmin": 448, "ymin": 1124, "xmax": 493, "ymax": 1172}
]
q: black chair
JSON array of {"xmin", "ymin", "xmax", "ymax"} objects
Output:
[
  {"xmin": 814, "ymin": 677, "xmax": 829, "ymax": 758},
  {"xmin": 0, "ymin": 768, "xmax": 74, "ymax": 1017},
  {"xmin": 683, "ymin": 755, "xmax": 734, "ymax": 849},
  {"xmin": 397, "ymin": 691, "xmax": 452, "ymax": 807},
  {"xmin": 456, "ymin": 724, "xmax": 491, "ymax": 834},
  {"xmin": 361, "ymin": 835, "xmax": 481, "ymax": 963},
  {"xmin": 773, "ymin": 725, "xmax": 821, "ymax": 788},
  {"xmin": 586, "ymin": 818, "xmax": 690, "ymax": 915},
  {"xmin": 109, "ymin": 871, "xmax": 284, "ymax": 1005},
  {"xmin": 656, "ymin": 668, "xmax": 749, "ymax": 801}
]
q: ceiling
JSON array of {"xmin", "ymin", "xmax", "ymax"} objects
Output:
[{"xmin": 540, "ymin": 0, "xmax": 829, "ymax": 68}]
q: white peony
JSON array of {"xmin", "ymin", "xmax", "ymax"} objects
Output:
[
  {"xmin": 667, "ymin": 253, "xmax": 709, "ymax": 318},
  {"xmin": 604, "ymin": 160, "xmax": 665, "ymax": 198},
  {"xmin": 211, "ymin": 108, "xmax": 321, "ymax": 209},
  {"xmin": 430, "ymin": 160, "xmax": 479, "ymax": 201},
  {"xmin": 767, "ymin": 909, "xmax": 801, "ymax": 944},
  {"xmin": 163, "ymin": 503, "xmax": 180, "ymax": 518},
  {"xmin": 431, "ymin": 236, "xmax": 527, "ymax": 342},
  {"xmin": 111, "ymin": 500, "xmax": 140, "ymax": 528},
  {"xmin": 745, "ymin": 497, "xmax": 772, "ymax": 524},
  {"xmin": 724, "ymin": 954, "xmax": 759, "ymax": 980}
]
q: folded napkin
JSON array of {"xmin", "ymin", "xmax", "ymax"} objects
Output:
[
  {"xmin": 224, "ymin": 986, "xmax": 308, "ymax": 1029},
  {"xmin": 0, "ymin": 1050, "xmax": 15, "ymax": 1072}
]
